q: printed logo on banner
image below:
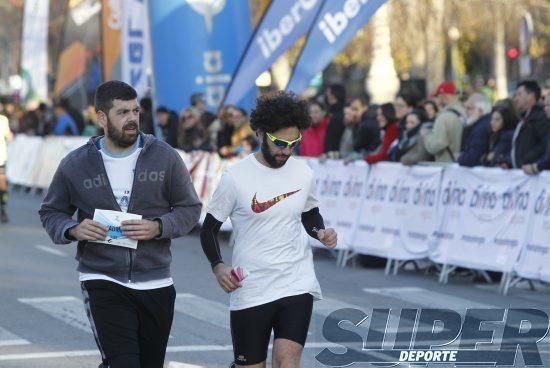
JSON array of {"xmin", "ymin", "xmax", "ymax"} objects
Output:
[
  {"xmin": 187, "ymin": 0, "xmax": 226, "ymax": 34},
  {"xmin": 285, "ymin": 0, "xmax": 385, "ymax": 95},
  {"xmin": 352, "ymin": 164, "xmax": 440, "ymax": 259},
  {"xmin": 149, "ymin": 1, "xmax": 253, "ymax": 111},
  {"xmin": 432, "ymin": 168, "xmax": 533, "ymax": 272},
  {"xmin": 318, "ymin": 0, "xmax": 371, "ymax": 44},
  {"xmin": 316, "ymin": 308, "xmax": 550, "ymax": 367},
  {"xmin": 122, "ymin": 0, "xmax": 152, "ymax": 96},
  {"xmin": 222, "ymin": 0, "xmax": 322, "ymax": 108},
  {"xmin": 256, "ymin": 0, "xmax": 318, "ymax": 59},
  {"xmin": 514, "ymin": 177, "xmax": 550, "ymax": 283},
  {"xmin": 195, "ymin": 51, "xmax": 232, "ymax": 109}
]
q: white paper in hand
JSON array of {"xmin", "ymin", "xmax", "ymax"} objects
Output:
[{"xmin": 93, "ymin": 209, "xmax": 142, "ymax": 249}]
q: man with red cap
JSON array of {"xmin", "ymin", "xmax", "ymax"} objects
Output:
[{"xmin": 422, "ymin": 81, "xmax": 466, "ymax": 162}]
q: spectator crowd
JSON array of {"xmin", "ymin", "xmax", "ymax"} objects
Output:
[{"xmin": 1, "ymin": 79, "xmax": 550, "ymax": 176}]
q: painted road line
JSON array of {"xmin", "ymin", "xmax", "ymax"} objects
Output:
[
  {"xmin": 0, "ymin": 327, "xmax": 30, "ymax": 347},
  {"xmin": 175, "ymin": 293, "xmax": 229, "ymax": 330},
  {"xmin": 18, "ymin": 296, "xmax": 90, "ymax": 333},
  {"xmin": 167, "ymin": 362, "xmax": 206, "ymax": 368},
  {"xmin": 0, "ymin": 342, "xmax": 343, "ymax": 361}
]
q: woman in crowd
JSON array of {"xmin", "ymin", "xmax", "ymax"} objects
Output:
[
  {"xmin": 394, "ymin": 108, "xmax": 429, "ymax": 161},
  {"xmin": 422, "ymin": 99, "xmax": 439, "ymax": 121},
  {"xmin": 178, "ymin": 107, "xmax": 211, "ymax": 152},
  {"xmin": 482, "ymin": 104, "xmax": 517, "ymax": 167},
  {"xmin": 395, "ymin": 93, "xmax": 417, "ymax": 137},
  {"xmin": 365, "ymin": 103, "xmax": 398, "ymax": 164},
  {"xmin": 299, "ymin": 100, "xmax": 329, "ymax": 157}
]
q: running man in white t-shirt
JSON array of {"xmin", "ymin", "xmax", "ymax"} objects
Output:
[{"xmin": 200, "ymin": 92, "xmax": 337, "ymax": 368}]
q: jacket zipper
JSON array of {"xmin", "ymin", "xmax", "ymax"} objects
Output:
[{"xmin": 125, "ymin": 141, "xmax": 147, "ymax": 283}]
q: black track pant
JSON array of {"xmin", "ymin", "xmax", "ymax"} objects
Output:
[{"xmin": 81, "ymin": 280, "xmax": 176, "ymax": 368}]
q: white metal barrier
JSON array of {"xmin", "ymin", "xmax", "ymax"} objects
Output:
[{"xmin": 7, "ymin": 135, "xmax": 549, "ymax": 294}]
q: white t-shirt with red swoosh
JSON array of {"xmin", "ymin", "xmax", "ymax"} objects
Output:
[{"xmin": 208, "ymin": 154, "xmax": 322, "ymax": 311}]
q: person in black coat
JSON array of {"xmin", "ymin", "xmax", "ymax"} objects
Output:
[
  {"xmin": 483, "ymin": 105, "xmax": 517, "ymax": 167},
  {"xmin": 458, "ymin": 93, "xmax": 493, "ymax": 167},
  {"xmin": 139, "ymin": 97, "xmax": 155, "ymax": 135},
  {"xmin": 523, "ymin": 95, "xmax": 550, "ymax": 174},
  {"xmin": 323, "ymin": 84, "xmax": 346, "ymax": 154},
  {"xmin": 510, "ymin": 81, "xmax": 549, "ymax": 168},
  {"xmin": 351, "ymin": 99, "xmax": 380, "ymax": 154},
  {"xmin": 156, "ymin": 106, "xmax": 179, "ymax": 148}
]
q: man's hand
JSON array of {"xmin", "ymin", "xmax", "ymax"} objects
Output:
[
  {"xmin": 318, "ymin": 228, "xmax": 337, "ymax": 249},
  {"xmin": 121, "ymin": 219, "xmax": 161, "ymax": 240},
  {"xmin": 69, "ymin": 219, "xmax": 108, "ymax": 241},
  {"xmin": 522, "ymin": 163, "xmax": 539, "ymax": 176},
  {"xmin": 213, "ymin": 263, "xmax": 241, "ymax": 293}
]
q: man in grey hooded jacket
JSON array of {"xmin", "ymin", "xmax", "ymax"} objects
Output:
[{"xmin": 39, "ymin": 81, "xmax": 202, "ymax": 368}]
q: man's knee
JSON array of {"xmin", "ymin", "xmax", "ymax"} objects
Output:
[{"xmin": 273, "ymin": 339, "xmax": 302, "ymax": 368}]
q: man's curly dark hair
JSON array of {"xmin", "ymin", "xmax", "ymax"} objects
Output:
[{"xmin": 249, "ymin": 91, "xmax": 311, "ymax": 133}]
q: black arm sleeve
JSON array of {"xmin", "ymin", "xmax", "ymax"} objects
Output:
[
  {"xmin": 200, "ymin": 213, "xmax": 224, "ymax": 268},
  {"xmin": 301, "ymin": 207, "xmax": 325, "ymax": 240}
]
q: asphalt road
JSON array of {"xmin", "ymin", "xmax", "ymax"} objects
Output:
[{"xmin": 0, "ymin": 189, "xmax": 549, "ymax": 368}]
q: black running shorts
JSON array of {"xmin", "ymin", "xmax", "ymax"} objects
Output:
[{"xmin": 230, "ymin": 293, "xmax": 313, "ymax": 366}]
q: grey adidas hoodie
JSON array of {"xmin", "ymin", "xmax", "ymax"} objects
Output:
[{"xmin": 39, "ymin": 134, "xmax": 202, "ymax": 283}]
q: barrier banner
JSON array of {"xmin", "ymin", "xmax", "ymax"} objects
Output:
[
  {"xmin": 352, "ymin": 163, "xmax": 441, "ymax": 260},
  {"xmin": 8, "ymin": 137, "xmax": 550, "ymax": 286},
  {"xmin": 514, "ymin": 173, "xmax": 550, "ymax": 282},
  {"xmin": 149, "ymin": 0, "xmax": 254, "ymax": 112},
  {"xmin": 286, "ymin": 0, "xmax": 386, "ymax": 94},
  {"xmin": 223, "ymin": 0, "xmax": 325, "ymax": 108},
  {"xmin": 431, "ymin": 166, "xmax": 534, "ymax": 272},
  {"xmin": 20, "ymin": 0, "xmax": 50, "ymax": 102},
  {"xmin": 308, "ymin": 159, "xmax": 367, "ymax": 249},
  {"xmin": 6, "ymin": 135, "xmax": 44, "ymax": 186},
  {"xmin": 122, "ymin": 0, "xmax": 152, "ymax": 97}
]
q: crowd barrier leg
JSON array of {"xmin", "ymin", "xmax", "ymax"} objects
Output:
[
  {"xmin": 393, "ymin": 260, "xmax": 400, "ymax": 275},
  {"xmin": 500, "ymin": 273, "xmax": 537, "ymax": 295},
  {"xmin": 501, "ymin": 273, "xmax": 521, "ymax": 295},
  {"xmin": 499, "ymin": 272, "xmax": 510, "ymax": 294},
  {"xmin": 336, "ymin": 249, "xmax": 345, "ymax": 267},
  {"xmin": 338, "ymin": 250, "xmax": 357, "ymax": 268},
  {"xmin": 384, "ymin": 259, "xmax": 393, "ymax": 275},
  {"xmin": 438, "ymin": 264, "xmax": 457, "ymax": 284},
  {"xmin": 476, "ymin": 270, "xmax": 493, "ymax": 283}
]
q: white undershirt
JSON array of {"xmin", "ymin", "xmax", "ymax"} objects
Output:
[{"xmin": 79, "ymin": 137, "xmax": 173, "ymax": 290}]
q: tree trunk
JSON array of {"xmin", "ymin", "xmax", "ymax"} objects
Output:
[
  {"xmin": 494, "ymin": 4, "xmax": 508, "ymax": 99},
  {"xmin": 366, "ymin": 3, "xmax": 400, "ymax": 104},
  {"xmin": 425, "ymin": 0, "xmax": 446, "ymax": 94}
]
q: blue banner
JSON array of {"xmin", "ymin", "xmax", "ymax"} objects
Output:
[
  {"xmin": 149, "ymin": 0, "xmax": 253, "ymax": 112},
  {"xmin": 286, "ymin": 0, "xmax": 387, "ymax": 95},
  {"xmin": 223, "ymin": 0, "xmax": 325, "ymax": 107}
]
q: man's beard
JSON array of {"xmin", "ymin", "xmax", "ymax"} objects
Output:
[
  {"xmin": 261, "ymin": 136, "xmax": 291, "ymax": 169},
  {"xmin": 106, "ymin": 117, "xmax": 139, "ymax": 148}
]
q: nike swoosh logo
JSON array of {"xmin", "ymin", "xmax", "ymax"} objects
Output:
[{"xmin": 251, "ymin": 189, "xmax": 301, "ymax": 213}]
